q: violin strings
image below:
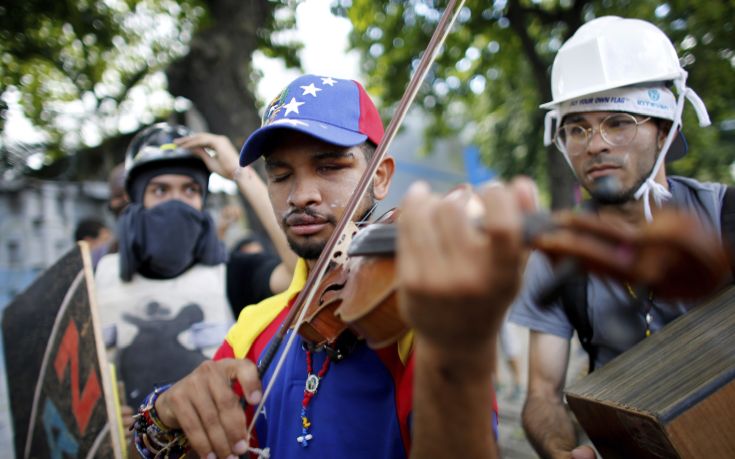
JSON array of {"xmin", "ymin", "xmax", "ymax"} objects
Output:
[{"xmin": 356, "ymin": 202, "xmax": 379, "ymax": 227}]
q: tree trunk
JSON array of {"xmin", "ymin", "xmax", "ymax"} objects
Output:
[
  {"xmin": 166, "ymin": 0, "xmax": 272, "ymax": 147},
  {"xmin": 166, "ymin": 0, "xmax": 275, "ymax": 238},
  {"xmin": 505, "ymin": 1, "xmax": 578, "ymax": 210}
]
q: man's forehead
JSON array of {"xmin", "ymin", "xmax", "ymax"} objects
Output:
[{"xmin": 146, "ymin": 174, "xmax": 199, "ymax": 185}]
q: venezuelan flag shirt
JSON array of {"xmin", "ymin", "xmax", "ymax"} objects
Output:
[{"xmin": 214, "ymin": 259, "xmax": 497, "ymax": 458}]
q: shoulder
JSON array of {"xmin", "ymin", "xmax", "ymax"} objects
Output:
[
  {"xmin": 181, "ymin": 262, "xmax": 227, "ymax": 283},
  {"xmin": 509, "ymin": 251, "xmax": 575, "ymax": 338},
  {"xmin": 223, "ymin": 258, "xmax": 310, "ymax": 359},
  {"xmin": 668, "ymin": 176, "xmax": 729, "ymax": 231},
  {"xmin": 669, "ymin": 176, "xmax": 728, "ymax": 203},
  {"xmin": 224, "ymin": 288, "xmax": 297, "ymax": 360},
  {"xmin": 95, "ymin": 253, "xmax": 119, "ymax": 281}
]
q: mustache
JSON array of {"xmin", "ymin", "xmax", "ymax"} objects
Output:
[
  {"xmin": 586, "ymin": 155, "xmax": 625, "ymax": 168},
  {"xmin": 282, "ymin": 207, "xmax": 336, "ymax": 226}
]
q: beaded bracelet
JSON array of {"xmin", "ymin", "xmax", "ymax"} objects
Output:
[{"xmin": 132, "ymin": 384, "xmax": 190, "ymax": 459}]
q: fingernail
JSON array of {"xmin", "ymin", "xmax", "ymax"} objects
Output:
[
  {"xmin": 233, "ymin": 439, "xmax": 248, "ymax": 454},
  {"xmin": 205, "ymin": 453, "xmax": 216, "ymax": 459},
  {"xmin": 226, "ymin": 455, "xmax": 238, "ymax": 459}
]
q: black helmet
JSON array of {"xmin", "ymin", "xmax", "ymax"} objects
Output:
[{"xmin": 124, "ymin": 123, "xmax": 209, "ymax": 203}]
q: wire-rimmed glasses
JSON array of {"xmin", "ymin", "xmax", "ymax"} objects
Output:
[{"xmin": 553, "ymin": 113, "xmax": 652, "ymax": 156}]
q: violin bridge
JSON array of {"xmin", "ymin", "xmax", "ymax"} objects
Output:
[{"xmin": 330, "ymin": 221, "xmax": 358, "ymax": 265}]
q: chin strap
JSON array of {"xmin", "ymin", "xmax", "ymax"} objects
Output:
[{"xmin": 634, "ymin": 70, "xmax": 710, "ymax": 221}]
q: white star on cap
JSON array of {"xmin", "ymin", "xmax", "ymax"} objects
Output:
[
  {"xmin": 270, "ymin": 119, "xmax": 309, "ymax": 127},
  {"xmin": 321, "ymin": 77, "xmax": 337, "ymax": 86},
  {"xmin": 283, "ymin": 97, "xmax": 305, "ymax": 116},
  {"xmin": 300, "ymin": 83, "xmax": 322, "ymax": 97}
]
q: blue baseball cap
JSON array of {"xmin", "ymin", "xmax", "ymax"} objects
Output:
[{"xmin": 239, "ymin": 74, "xmax": 384, "ymax": 166}]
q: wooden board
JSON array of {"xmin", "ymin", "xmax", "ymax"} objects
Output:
[
  {"xmin": 565, "ymin": 286, "xmax": 735, "ymax": 458},
  {"xmin": 2, "ymin": 242, "xmax": 123, "ymax": 458}
]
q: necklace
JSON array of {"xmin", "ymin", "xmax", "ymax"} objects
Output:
[
  {"xmin": 297, "ymin": 349, "xmax": 331, "ymax": 447},
  {"xmin": 625, "ymin": 283, "xmax": 655, "ymax": 337}
]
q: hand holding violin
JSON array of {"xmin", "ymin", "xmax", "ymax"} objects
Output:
[
  {"xmin": 397, "ymin": 177, "xmax": 538, "ymax": 352},
  {"xmin": 529, "ymin": 207, "xmax": 730, "ymax": 300}
]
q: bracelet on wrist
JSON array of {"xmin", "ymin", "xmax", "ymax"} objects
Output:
[{"xmin": 132, "ymin": 384, "xmax": 190, "ymax": 459}]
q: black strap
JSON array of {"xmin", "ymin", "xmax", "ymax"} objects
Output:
[
  {"xmin": 559, "ymin": 272, "xmax": 596, "ymax": 373},
  {"xmin": 721, "ymin": 186, "xmax": 735, "ymax": 280}
]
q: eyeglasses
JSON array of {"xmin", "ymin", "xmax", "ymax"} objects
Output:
[{"xmin": 553, "ymin": 113, "xmax": 652, "ymax": 156}]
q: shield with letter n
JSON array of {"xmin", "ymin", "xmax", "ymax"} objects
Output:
[{"xmin": 2, "ymin": 242, "xmax": 124, "ymax": 458}]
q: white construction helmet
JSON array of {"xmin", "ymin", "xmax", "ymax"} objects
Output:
[
  {"xmin": 542, "ymin": 17, "xmax": 683, "ymax": 109},
  {"xmin": 541, "ymin": 16, "xmax": 711, "ymax": 221}
]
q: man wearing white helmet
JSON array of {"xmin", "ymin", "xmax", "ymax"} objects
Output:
[{"xmin": 509, "ymin": 17, "xmax": 731, "ymax": 459}]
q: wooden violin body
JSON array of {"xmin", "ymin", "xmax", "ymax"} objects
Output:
[
  {"xmin": 298, "ymin": 254, "xmax": 405, "ymax": 350},
  {"xmin": 297, "ymin": 211, "xmax": 406, "ymax": 351}
]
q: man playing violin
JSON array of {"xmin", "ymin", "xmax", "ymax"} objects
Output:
[
  {"xmin": 509, "ymin": 17, "xmax": 731, "ymax": 459},
  {"xmin": 131, "ymin": 74, "xmax": 537, "ymax": 458}
]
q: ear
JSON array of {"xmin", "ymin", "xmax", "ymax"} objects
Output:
[{"xmin": 372, "ymin": 155, "xmax": 395, "ymax": 201}]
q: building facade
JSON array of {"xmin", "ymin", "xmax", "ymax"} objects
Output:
[{"xmin": 0, "ymin": 178, "xmax": 110, "ymax": 306}]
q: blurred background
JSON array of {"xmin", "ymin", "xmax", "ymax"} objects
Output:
[
  {"xmin": 3, "ymin": 0, "xmax": 735, "ymax": 300},
  {"xmin": 0, "ymin": 1, "xmax": 733, "ymax": 455}
]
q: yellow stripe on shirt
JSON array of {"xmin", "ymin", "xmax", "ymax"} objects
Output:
[{"xmin": 225, "ymin": 258, "xmax": 308, "ymax": 359}]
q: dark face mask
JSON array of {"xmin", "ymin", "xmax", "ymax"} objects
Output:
[{"xmin": 118, "ymin": 200, "xmax": 226, "ymax": 281}]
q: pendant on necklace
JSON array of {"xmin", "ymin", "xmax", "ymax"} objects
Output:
[{"xmin": 305, "ymin": 374, "xmax": 320, "ymax": 393}]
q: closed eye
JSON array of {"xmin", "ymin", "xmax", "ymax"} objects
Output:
[
  {"xmin": 268, "ymin": 171, "xmax": 291, "ymax": 183},
  {"xmin": 317, "ymin": 164, "xmax": 346, "ymax": 173}
]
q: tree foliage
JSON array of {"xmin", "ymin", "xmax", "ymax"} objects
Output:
[
  {"xmin": 1, "ymin": 1, "xmax": 202, "ymax": 158},
  {"xmin": 0, "ymin": 0, "xmax": 302, "ymax": 177},
  {"xmin": 337, "ymin": 0, "xmax": 735, "ymax": 208}
]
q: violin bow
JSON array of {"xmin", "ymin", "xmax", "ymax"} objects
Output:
[{"xmin": 246, "ymin": 0, "xmax": 468, "ymax": 440}]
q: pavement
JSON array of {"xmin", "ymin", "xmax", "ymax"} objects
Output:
[
  {"xmin": 495, "ymin": 323, "xmax": 537, "ymax": 458},
  {"xmin": 497, "ymin": 387, "xmax": 537, "ymax": 458}
]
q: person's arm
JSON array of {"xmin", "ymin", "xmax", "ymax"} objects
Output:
[
  {"xmin": 175, "ymin": 133, "xmax": 298, "ymax": 289},
  {"xmin": 231, "ymin": 164, "xmax": 298, "ymax": 278},
  {"xmin": 397, "ymin": 178, "xmax": 537, "ymax": 458},
  {"xmin": 523, "ymin": 331, "xmax": 595, "ymax": 459}
]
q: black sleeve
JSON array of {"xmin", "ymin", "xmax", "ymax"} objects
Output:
[{"xmin": 226, "ymin": 252, "xmax": 281, "ymax": 317}]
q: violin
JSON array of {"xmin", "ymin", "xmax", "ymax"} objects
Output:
[{"xmin": 295, "ymin": 206, "xmax": 731, "ymax": 352}]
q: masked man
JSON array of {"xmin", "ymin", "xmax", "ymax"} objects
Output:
[{"xmin": 96, "ymin": 124, "xmax": 233, "ymax": 410}]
